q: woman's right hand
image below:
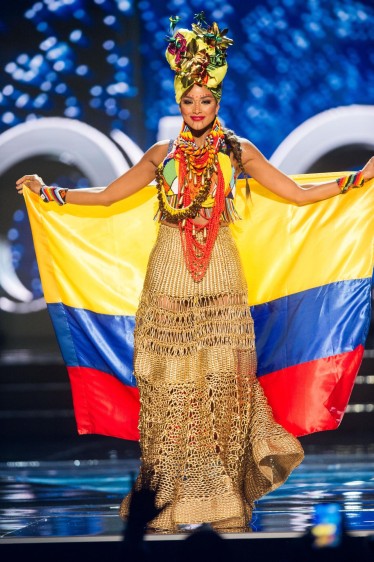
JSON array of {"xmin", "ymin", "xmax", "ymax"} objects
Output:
[
  {"xmin": 16, "ymin": 174, "xmax": 45, "ymax": 195},
  {"xmin": 361, "ymin": 156, "xmax": 374, "ymax": 182}
]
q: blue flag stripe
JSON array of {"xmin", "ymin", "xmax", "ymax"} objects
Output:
[{"xmin": 48, "ymin": 277, "xmax": 371, "ymax": 383}]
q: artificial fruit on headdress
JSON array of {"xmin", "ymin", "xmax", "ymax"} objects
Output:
[{"xmin": 165, "ymin": 12, "xmax": 233, "ymax": 103}]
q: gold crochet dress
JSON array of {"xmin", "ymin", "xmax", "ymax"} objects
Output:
[{"xmin": 119, "ymin": 223, "xmax": 304, "ymax": 532}]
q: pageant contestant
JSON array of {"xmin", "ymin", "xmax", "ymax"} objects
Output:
[{"xmin": 16, "ymin": 15, "xmax": 374, "ymax": 532}]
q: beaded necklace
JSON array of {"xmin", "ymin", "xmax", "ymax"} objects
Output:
[{"xmin": 156, "ymin": 118, "xmax": 226, "ymax": 282}]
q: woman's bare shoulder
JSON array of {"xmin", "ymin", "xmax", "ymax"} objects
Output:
[
  {"xmin": 145, "ymin": 139, "xmax": 172, "ymax": 166},
  {"xmin": 235, "ymin": 136, "xmax": 255, "ymax": 149},
  {"xmin": 236, "ymin": 137, "xmax": 263, "ymax": 160}
]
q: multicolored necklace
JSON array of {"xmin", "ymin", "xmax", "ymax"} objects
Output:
[{"xmin": 156, "ymin": 118, "xmax": 227, "ymax": 281}]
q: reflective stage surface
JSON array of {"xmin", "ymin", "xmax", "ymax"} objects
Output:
[
  {"xmin": 0, "ymin": 440, "xmax": 373, "ymax": 540},
  {"xmin": 1, "ymin": 347, "xmax": 374, "ymax": 557}
]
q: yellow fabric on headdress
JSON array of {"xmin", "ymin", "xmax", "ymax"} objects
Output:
[{"xmin": 166, "ymin": 22, "xmax": 232, "ymax": 103}]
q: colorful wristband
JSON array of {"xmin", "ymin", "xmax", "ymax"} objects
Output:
[
  {"xmin": 40, "ymin": 185, "xmax": 68, "ymax": 205},
  {"xmin": 336, "ymin": 171, "xmax": 365, "ymax": 194}
]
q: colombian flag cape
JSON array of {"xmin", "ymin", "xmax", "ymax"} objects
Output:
[{"xmin": 24, "ymin": 173, "xmax": 374, "ymax": 440}]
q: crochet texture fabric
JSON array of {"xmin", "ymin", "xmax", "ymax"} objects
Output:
[{"xmin": 120, "ymin": 224, "xmax": 304, "ymax": 531}]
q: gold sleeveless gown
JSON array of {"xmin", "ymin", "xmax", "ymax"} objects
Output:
[{"xmin": 120, "ymin": 224, "xmax": 304, "ymax": 531}]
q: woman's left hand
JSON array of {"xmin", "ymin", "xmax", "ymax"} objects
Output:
[{"xmin": 361, "ymin": 157, "xmax": 374, "ymax": 182}]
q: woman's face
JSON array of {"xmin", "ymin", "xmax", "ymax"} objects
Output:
[{"xmin": 180, "ymin": 85, "xmax": 219, "ymax": 134}]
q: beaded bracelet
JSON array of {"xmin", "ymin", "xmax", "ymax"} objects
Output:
[
  {"xmin": 40, "ymin": 185, "xmax": 68, "ymax": 205},
  {"xmin": 336, "ymin": 171, "xmax": 365, "ymax": 194}
]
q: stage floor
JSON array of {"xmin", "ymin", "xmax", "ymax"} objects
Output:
[{"xmin": 0, "ymin": 438, "xmax": 373, "ymax": 541}]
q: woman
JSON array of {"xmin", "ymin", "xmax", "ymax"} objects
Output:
[{"xmin": 16, "ymin": 16, "xmax": 374, "ymax": 533}]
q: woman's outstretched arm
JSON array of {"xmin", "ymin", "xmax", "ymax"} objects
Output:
[
  {"xmin": 16, "ymin": 141, "xmax": 169, "ymax": 206},
  {"xmin": 239, "ymin": 139, "xmax": 374, "ymax": 205}
]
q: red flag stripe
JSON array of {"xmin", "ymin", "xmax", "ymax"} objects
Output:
[
  {"xmin": 68, "ymin": 366, "xmax": 140, "ymax": 440},
  {"xmin": 259, "ymin": 345, "xmax": 364, "ymax": 436}
]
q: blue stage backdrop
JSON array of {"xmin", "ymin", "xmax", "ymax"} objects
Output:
[
  {"xmin": 0, "ymin": 0, "xmax": 373, "ymax": 347},
  {"xmin": 137, "ymin": 0, "xmax": 374, "ymax": 155}
]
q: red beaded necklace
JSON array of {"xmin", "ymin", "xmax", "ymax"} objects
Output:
[{"xmin": 174, "ymin": 118, "xmax": 226, "ymax": 282}]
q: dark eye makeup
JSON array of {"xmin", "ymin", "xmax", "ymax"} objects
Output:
[{"xmin": 181, "ymin": 98, "xmax": 213, "ymax": 105}]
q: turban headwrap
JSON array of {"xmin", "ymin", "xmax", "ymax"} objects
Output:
[{"xmin": 165, "ymin": 14, "xmax": 233, "ymax": 103}]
